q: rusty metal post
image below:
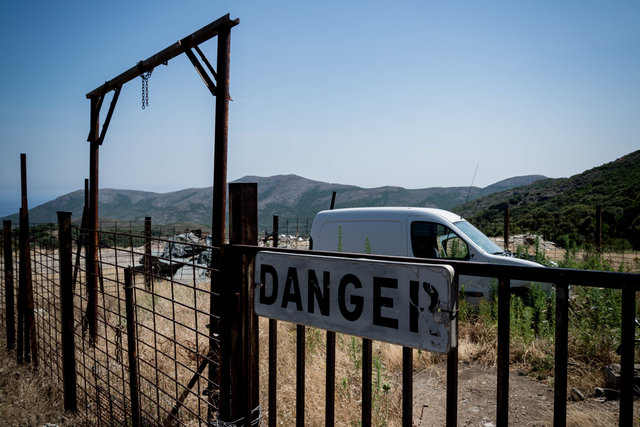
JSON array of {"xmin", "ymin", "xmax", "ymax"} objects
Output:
[
  {"xmin": 19, "ymin": 154, "xmax": 37, "ymax": 366},
  {"xmin": 325, "ymin": 192, "xmax": 337, "ymax": 427},
  {"xmin": 620, "ymin": 285, "xmax": 636, "ymax": 426},
  {"xmin": 504, "ymin": 206, "xmax": 510, "ymax": 252},
  {"xmin": 496, "ymin": 276, "xmax": 510, "ymax": 425},
  {"xmin": 228, "ymin": 182, "xmax": 259, "ymax": 425},
  {"xmin": 553, "ymin": 283, "xmax": 569, "ymax": 427},
  {"xmin": 16, "ymin": 214, "xmax": 23, "ymax": 361},
  {"xmin": 124, "ymin": 268, "xmax": 141, "ymax": 427},
  {"xmin": 445, "ymin": 274, "xmax": 459, "ymax": 427},
  {"xmin": 272, "ymin": 215, "xmax": 279, "ymax": 248},
  {"xmin": 268, "ymin": 213, "xmax": 278, "ymax": 427},
  {"xmin": 211, "ymin": 26, "xmax": 231, "ymax": 248},
  {"xmin": 208, "ymin": 22, "xmax": 233, "ymax": 422},
  {"xmin": 402, "ymin": 347, "xmax": 412, "ymax": 427},
  {"xmin": 58, "ymin": 211, "xmax": 77, "ymax": 412},
  {"xmin": 3, "ymin": 220, "xmax": 15, "ymax": 350},
  {"xmin": 87, "ymin": 96, "xmax": 100, "ymax": 345},
  {"xmin": 595, "ymin": 204, "xmax": 602, "ymax": 254},
  {"xmin": 362, "ymin": 338, "xmax": 372, "ymax": 427},
  {"xmin": 144, "ymin": 217, "xmax": 152, "ymax": 291},
  {"xmin": 72, "ymin": 179, "xmax": 89, "ymax": 291}
]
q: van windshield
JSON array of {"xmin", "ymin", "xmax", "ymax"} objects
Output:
[{"xmin": 453, "ymin": 221, "xmax": 504, "ymax": 255}]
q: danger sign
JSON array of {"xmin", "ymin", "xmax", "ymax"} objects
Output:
[{"xmin": 254, "ymin": 252, "xmax": 457, "ymax": 353}]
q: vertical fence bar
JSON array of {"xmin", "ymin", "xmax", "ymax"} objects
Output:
[
  {"xmin": 17, "ymin": 214, "xmax": 24, "ymax": 362},
  {"xmin": 504, "ymin": 206, "xmax": 510, "ymax": 252},
  {"xmin": 496, "ymin": 276, "xmax": 510, "ymax": 425},
  {"xmin": 296, "ymin": 325, "xmax": 305, "ymax": 427},
  {"xmin": 72, "ymin": 179, "xmax": 89, "ymax": 291},
  {"xmin": 272, "ymin": 215, "xmax": 279, "ymax": 248},
  {"xmin": 58, "ymin": 212, "xmax": 77, "ymax": 412},
  {"xmin": 325, "ymin": 330, "xmax": 336, "ymax": 427},
  {"xmin": 124, "ymin": 268, "xmax": 141, "ymax": 427},
  {"xmin": 402, "ymin": 346, "xmax": 413, "ymax": 427},
  {"xmin": 553, "ymin": 283, "xmax": 569, "ymax": 427},
  {"xmin": 144, "ymin": 217, "xmax": 152, "ymax": 291},
  {"xmin": 326, "ymin": 192, "xmax": 337, "ymax": 427},
  {"xmin": 218, "ymin": 246, "xmax": 231, "ymax": 423},
  {"xmin": 619, "ymin": 285, "xmax": 636, "ymax": 425},
  {"xmin": 595, "ymin": 204, "xmax": 602, "ymax": 254},
  {"xmin": 446, "ymin": 274, "xmax": 459, "ymax": 427},
  {"xmin": 269, "ymin": 214, "xmax": 278, "ymax": 427},
  {"xmin": 3, "ymin": 220, "xmax": 15, "ymax": 350},
  {"xmin": 362, "ymin": 338, "xmax": 372, "ymax": 426}
]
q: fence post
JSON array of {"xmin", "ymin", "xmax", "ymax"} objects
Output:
[
  {"xmin": 326, "ymin": 192, "xmax": 337, "ymax": 427},
  {"xmin": 19, "ymin": 153, "xmax": 37, "ymax": 366},
  {"xmin": 227, "ymin": 182, "xmax": 259, "ymax": 425},
  {"xmin": 58, "ymin": 212, "xmax": 77, "ymax": 412},
  {"xmin": 87, "ymin": 96, "xmax": 100, "ymax": 345},
  {"xmin": 124, "ymin": 268, "xmax": 141, "ymax": 427},
  {"xmin": 553, "ymin": 283, "xmax": 569, "ymax": 427},
  {"xmin": 144, "ymin": 217, "xmax": 152, "ymax": 291},
  {"xmin": 16, "ymin": 212, "xmax": 24, "ymax": 362},
  {"xmin": 504, "ymin": 206, "xmax": 510, "ymax": 252},
  {"xmin": 620, "ymin": 286, "xmax": 636, "ymax": 426},
  {"xmin": 272, "ymin": 215, "xmax": 279, "ymax": 248},
  {"xmin": 3, "ymin": 220, "xmax": 15, "ymax": 350},
  {"xmin": 496, "ymin": 276, "xmax": 511, "ymax": 425},
  {"xmin": 595, "ymin": 204, "xmax": 602, "ymax": 254},
  {"xmin": 445, "ymin": 274, "xmax": 459, "ymax": 427},
  {"xmin": 268, "ymin": 214, "xmax": 278, "ymax": 427}
]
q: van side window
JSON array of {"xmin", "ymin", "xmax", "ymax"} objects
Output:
[{"xmin": 411, "ymin": 222, "xmax": 469, "ymax": 260}]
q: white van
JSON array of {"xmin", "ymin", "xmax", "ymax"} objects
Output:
[{"xmin": 309, "ymin": 207, "xmax": 544, "ymax": 300}]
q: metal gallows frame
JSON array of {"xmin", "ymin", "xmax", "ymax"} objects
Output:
[{"xmin": 84, "ymin": 13, "xmax": 239, "ymax": 421}]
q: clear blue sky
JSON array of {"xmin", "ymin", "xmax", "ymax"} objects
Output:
[{"xmin": 1, "ymin": 1, "xmax": 639, "ymax": 215}]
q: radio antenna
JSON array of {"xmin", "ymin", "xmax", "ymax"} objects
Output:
[{"xmin": 461, "ymin": 163, "xmax": 479, "ymax": 218}]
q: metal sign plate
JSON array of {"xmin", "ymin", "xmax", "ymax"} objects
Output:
[{"xmin": 254, "ymin": 251, "xmax": 456, "ymax": 353}]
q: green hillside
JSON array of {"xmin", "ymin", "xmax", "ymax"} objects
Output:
[{"xmin": 458, "ymin": 150, "xmax": 640, "ymax": 249}]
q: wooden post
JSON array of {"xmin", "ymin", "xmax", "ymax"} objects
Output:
[
  {"xmin": 227, "ymin": 182, "xmax": 258, "ymax": 425},
  {"xmin": 3, "ymin": 220, "xmax": 15, "ymax": 350},
  {"xmin": 58, "ymin": 212, "xmax": 77, "ymax": 412}
]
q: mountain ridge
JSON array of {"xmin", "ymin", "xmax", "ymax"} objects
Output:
[{"xmin": 1, "ymin": 174, "xmax": 546, "ymax": 230}]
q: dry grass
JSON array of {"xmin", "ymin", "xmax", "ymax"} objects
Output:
[{"xmin": 0, "ymin": 338, "xmax": 88, "ymax": 426}]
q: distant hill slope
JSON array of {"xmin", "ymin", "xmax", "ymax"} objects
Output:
[
  {"xmin": 458, "ymin": 150, "xmax": 640, "ymax": 249},
  {"xmin": 2, "ymin": 174, "xmax": 546, "ymax": 231}
]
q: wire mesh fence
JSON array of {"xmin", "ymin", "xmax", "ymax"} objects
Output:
[{"xmin": 1, "ymin": 221, "xmax": 222, "ymax": 426}]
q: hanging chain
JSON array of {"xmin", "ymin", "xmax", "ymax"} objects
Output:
[{"xmin": 141, "ymin": 69, "xmax": 153, "ymax": 109}]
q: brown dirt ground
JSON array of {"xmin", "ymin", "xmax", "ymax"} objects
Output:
[{"xmin": 412, "ymin": 362, "xmax": 622, "ymax": 426}]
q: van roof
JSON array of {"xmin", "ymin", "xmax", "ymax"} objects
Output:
[{"xmin": 314, "ymin": 207, "xmax": 466, "ymax": 224}]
